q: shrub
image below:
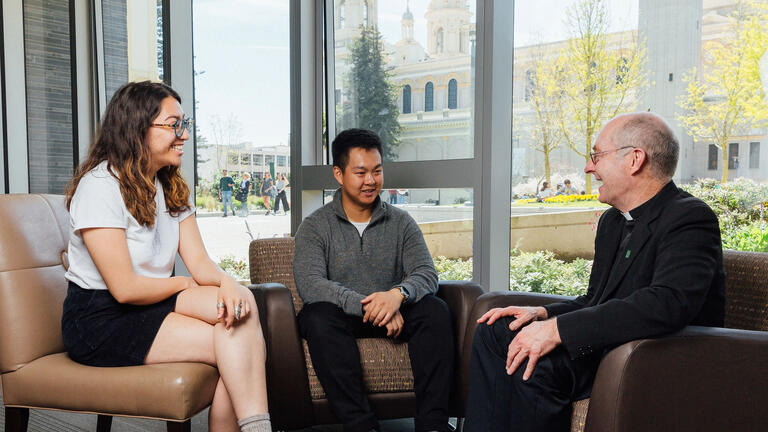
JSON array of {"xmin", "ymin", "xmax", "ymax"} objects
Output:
[
  {"xmin": 721, "ymin": 221, "xmax": 768, "ymax": 252},
  {"xmin": 682, "ymin": 178, "xmax": 768, "ymax": 252},
  {"xmin": 218, "ymin": 255, "xmax": 249, "ymax": 280},
  {"xmin": 509, "ymin": 250, "xmax": 591, "ymax": 296},
  {"xmin": 434, "ymin": 256, "xmax": 473, "ymax": 280},
  {"xmin": 434, "ymin": 251, "xmax": 592, "ymax": 296}
]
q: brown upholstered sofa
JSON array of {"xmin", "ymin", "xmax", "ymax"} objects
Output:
[
  {"xmin": 461, "ymin": 249, "xmax": 768, "ymax": 432},
  {"xmin": 0, "ymin": 194, "xmax": 219, "ymax": 432},
  {"xmin": 248, "ymin": 237, "xmax": 484, "ymax": 430}
]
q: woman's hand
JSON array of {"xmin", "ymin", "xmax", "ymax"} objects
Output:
[{"xmin": 216, "ymin": 278, "xmax": 251, "ymax": 329}]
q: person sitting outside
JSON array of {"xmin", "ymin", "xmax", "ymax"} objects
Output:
[{"xmin": 561, "ymin": 179, "xmax": 578, "ymax": 195}]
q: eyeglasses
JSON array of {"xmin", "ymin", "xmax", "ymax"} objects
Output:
[
  {"xmin": 589, "ymin": 145, "xmax": 636, "ymax": 164},
  {"xmin": 151, "ymin": 117, "xmax": 194, "ymax": 138}
]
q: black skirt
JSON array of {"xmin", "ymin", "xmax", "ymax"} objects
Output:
[{"xmin": 61, "ymin": 281, "xmax": 179, "ymax": 367}]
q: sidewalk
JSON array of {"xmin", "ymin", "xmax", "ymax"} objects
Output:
[{"xmin": 197, "ymin": 211, "xmax": 291, "ymax": 263}]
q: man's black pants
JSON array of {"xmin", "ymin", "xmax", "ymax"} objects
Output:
[
  {"xmin": 464, "ymin": 317, "xmax": 601, "ymax": 432},
  {"xmin": 298, "ymin": 295, "xmax": 454, "ymax": 432}
]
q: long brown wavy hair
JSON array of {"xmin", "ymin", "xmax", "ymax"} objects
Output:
[{"xmin": 66, "ymin": 81, "xmax": 190, "ymax": 227}]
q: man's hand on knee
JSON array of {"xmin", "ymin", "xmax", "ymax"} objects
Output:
[
  {"xmin": 505, "ymin": 318, "xmax": 561, "ymax": 380},
  {"xmin": 361, "ymin": 289, "xmax": 404, "ymax": 326},
  {"xmin": 477, "ymin": 306, "xmax": 548, "ymax": 331}
]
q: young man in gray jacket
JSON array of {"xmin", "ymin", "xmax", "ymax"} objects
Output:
[{"xmin": 293, "ymin": 129, "xmax": 454, "ymax": 432}]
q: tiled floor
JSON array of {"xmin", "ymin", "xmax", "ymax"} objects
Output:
[{"xmin": 0, "ymin": 400, "xmax": 427, "ymax": 431}]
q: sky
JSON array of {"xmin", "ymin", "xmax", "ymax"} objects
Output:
[{"xmin": 191, "ymin": 0, "xmax": 639, "ymax": 156}]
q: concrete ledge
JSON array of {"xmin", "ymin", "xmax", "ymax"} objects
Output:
[{"xmin": 419, "ymin": 208, "xmax": 606, "ymax": 260}]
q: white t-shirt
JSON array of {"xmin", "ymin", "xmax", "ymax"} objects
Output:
[
  {"xmin": 65, "ymin": 161, "xmax": 195, "ymax": 290},
  {"xmin": 350, "ymin": 220, "xmax": 370, "ymax": 237}
]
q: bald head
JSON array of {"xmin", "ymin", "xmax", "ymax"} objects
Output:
[{"xmin": 608, "ymin": 112, "xmax": 679, "ymax": 180}]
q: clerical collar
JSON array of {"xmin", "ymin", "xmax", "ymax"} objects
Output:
[{"xmin": 625, "ymin": 180, "xmax": 673, "ymax": 222}]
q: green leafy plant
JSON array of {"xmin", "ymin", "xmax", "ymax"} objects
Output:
[
  {"xmin": 218, "ymin": 255, "xmax": 249, "ymax": 280},
  {"xmin": 434, "ymin": 251, "xmax": 592, "ymax": 296}
]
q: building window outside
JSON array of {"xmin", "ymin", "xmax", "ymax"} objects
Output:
[
  {"xmin": 749, "ymin": 142, "xmax": 760, "ymax": 169},
  {"xmin": 425, "ymin": 81, "xmax": 434, "ymax": 112},
  {"xmin": 363, "ymin": 1, "xmax": 368, "ymax": 27},
  {"xmin": 448, "ymin": 79, "xmax": 458, "ymax": 109},
  {"xmin": 338, "ymin": 0, "xmax": 345, "ymax": 29},
  {"xmin": 24, "ymin": 0, "xmax": 75, "ymax": 194},
  {"xmin": 728, "ymin": 142, "xmax": 739, "ymax": 170},
  {"xmin": 403, "ymin": 84, "xmax": 412, "ymax": 114},
  {"xmin": 708, "ymin": 144, "xmax": 718, "ymax": 170},
  {"xmin": 265, "ymin": 155, "xmax": 275, "ymax": 165},
  {"xmin": 330, "ymin": 1, "xmax": 475, "ymax": 163},
  {"xmin": 524, "ymin": 69, "xmax": 535, "ymax": 102},
  {"xmin": 277, "ymin": 155, "xmax": 287, "ymax": 166}
]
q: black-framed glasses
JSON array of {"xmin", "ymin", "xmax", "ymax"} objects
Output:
[
  {"xmin": 151, "ymin": 117, "xmax": 194, "ymax": 138},
  {"xmin": 589, "ymin": 145, "xmax": 636, "ymax": 164}
]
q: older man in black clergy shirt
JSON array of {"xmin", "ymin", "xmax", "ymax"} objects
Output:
[{"xmin": 464, "ymin": 112, "xmax": 726, "ymax": 431}]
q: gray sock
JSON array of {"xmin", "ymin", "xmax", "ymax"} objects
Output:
[{"xmin": 237, "ymin": 413, "xmax": 271, "ymax": 432}]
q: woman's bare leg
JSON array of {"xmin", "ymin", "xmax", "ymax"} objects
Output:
[
  {"xmin": 145, "ymin": 286, "xmax": 268, "ymax": 429},
  {"xmin": 210, "ymin": 378, "xmax": 239, "ymax": 432}
]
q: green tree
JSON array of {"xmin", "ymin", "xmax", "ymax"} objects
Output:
[
  {"xmin": 343, "ymin": 26, "xmax": 401, "ymax": 160},
  {"xmin": 677, "ymin": 1, "xmax": 768, "ymax": 183},
  {"xmin": 542, "ymin": 0, "xmax": 648, "ymax": 193},
  {"xmin": 521, "ymin": 49, "xmax": 564, "ymax": 185}
]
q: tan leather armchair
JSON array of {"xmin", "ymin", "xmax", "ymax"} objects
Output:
[
  {"xmin": 0, "ymin": 194, "xmax": 219, "ymax": 432},
  {"xmin": 248, "ymin": 237, "xmax": 484, "ymax": 430},
  {"xmin": 461, "ymin": 249, "xmax": 768, "ymax": 432}
]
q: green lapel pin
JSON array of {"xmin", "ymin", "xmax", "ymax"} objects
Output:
[{"xmin": 625, "ymin": 250, "xmax": 631, "ymax": 259}]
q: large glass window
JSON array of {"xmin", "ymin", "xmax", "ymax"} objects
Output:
[
  {"xmin": 331, "ymin": 0, "xmax": 476, "ymax": 163},
  {"xmin": 193, "ymin": 0, "xmax": 290, "ymax": 274},
  {"xmin": 326, "ymin": 1, "xmax": 477, "ymax": 278},
  {"xmin": 102, "ymin": 0, "xmax": 165, "ymax": 103},
  {"xmin": 511, "ymin": 0, "xmax": 768, "ymax": 293},
  {"xmin": 24, "ymin": 0, "xmax": 75, "ymax": 194}
]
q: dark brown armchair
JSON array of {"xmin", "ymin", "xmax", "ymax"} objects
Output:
[
  {"xmin": 461, "ymin": 249, "xmax": 768, "ymax": 432},
  {"xmin": 248, "ymin": 237, "xmax": 483, "ymax": 430}
]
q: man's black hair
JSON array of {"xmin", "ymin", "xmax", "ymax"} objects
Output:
[{"xmin": 332, "ymin": 128, "xmax": 383, "ymax": 171}]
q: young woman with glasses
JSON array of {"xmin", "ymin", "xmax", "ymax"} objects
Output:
[{"xmin": 62, "ymin": 81, "xmax": 270, "ymax": 432}]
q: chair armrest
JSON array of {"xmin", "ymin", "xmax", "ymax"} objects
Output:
[
  {"xmin": 458, "ymin": 291, "xmax": 572, "ymax": 407},
  {"xmin": 248, "ymin": 283, "xmax": 314, "ymax": 429},
  {"xmin": 586, "ymin": 326, "xmax": 768, "ymax": 432},
  {"xmin": 436, "ymin": 281, "xmax": 484, "ymax": 415}
]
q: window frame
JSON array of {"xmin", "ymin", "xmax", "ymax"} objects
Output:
[{"xmin": 290, "ymin": 0, "xmax": 514, "ymax": 291}]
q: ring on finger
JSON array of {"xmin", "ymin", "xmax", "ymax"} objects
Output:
[
  {"xmin": 234, "ymin": 301, "xmax": 243, "ymax": 320},
  {"xmin": 216, "ymin": 301, "xmax": 225, "ymax": 309}
]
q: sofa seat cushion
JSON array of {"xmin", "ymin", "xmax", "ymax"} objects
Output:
[
  {"xmin": 571, "ymin": 398, "xmax": 590, "ymax": 432},
  {"xmin": 303, "ymin": 338, "xmax": 414, "ymax": 400},
  {"xmin": 1, "ymin": 352, "xmax": 219, "ymax": 420}
]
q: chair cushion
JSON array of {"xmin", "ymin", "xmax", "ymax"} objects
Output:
[
  {"xmin": 1, "ymin": 353, "xmax": 219, "ymax": 421},
  {"xmin": 303, "ymin": 338, "xmax": 414, "ymax": 400},
  {"xmin": 571, "ymin": 398, "xmax": 590, "ymax": 432}
]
